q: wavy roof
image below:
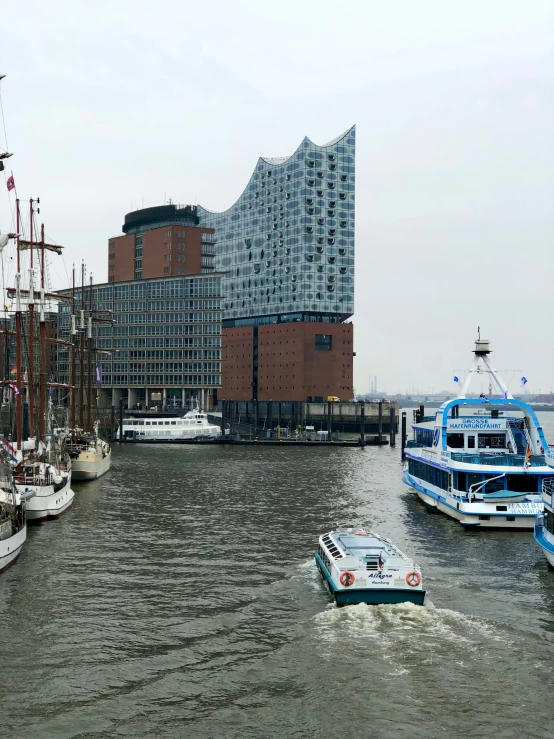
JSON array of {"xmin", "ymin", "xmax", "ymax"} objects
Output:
[{"xmin": 198, "ymin": 125, "xmax": 355, "ymax": 216}]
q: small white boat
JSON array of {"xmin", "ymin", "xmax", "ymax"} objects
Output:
[
  {"xmin": 15, "ymin": 460, "xmax": 74, "ymax": 522},
  {"xmin": 0, "ymin": 455, "xmax": 27, "ymax": 573},
  {"xmin": 66, "ymin": 424, "xmax": 112, "ymax": 480},
  {"xmin": 115, "ymin": 410, "xmax": 222, "ymax": 442},
  {"xmin": 314, "ymin": 528, "xmax": 425, "ymax": 606}
]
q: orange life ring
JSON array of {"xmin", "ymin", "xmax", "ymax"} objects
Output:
[
  {"xmin": 406, "ymin": 571, "xmax": 421, "ymax": 587},
  {"xmin": 340, "ymin": 571, "xmax": 355, "ymax": 587},
  {"xmin": 354, "ymin": 530, "xmax": 366, "ymax": 536}
]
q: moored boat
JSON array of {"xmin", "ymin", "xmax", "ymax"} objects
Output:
[
  {"xmin": 314, "ymin": 528, "xmax": 425, "ymax": 606},
  {"xmin": 65, "ymin": 423, "xmax": 111, "ymax": 480},
  {"xmin": 534, "ymin": 458, "xmax": 554, "ymax": 567},
  {"xmin": 0, "ymin": 447, "xmax": 27, "ymax": 572},
  {"xmin": 115, "ymin": 409, "xmax": 221, "ymax": 442},
  {"xmin": 403, "ymin": 338, "xmax": 553, "ymax": 529}
]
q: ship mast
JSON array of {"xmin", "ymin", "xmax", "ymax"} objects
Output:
[
  {"xmin": 87, "ymin": 274, "xmax": 93, "ymax": 431},
  {"xmin": 27, "ymin": 199, "xmax": 36, "ymax": 440},
  {"xmin": 71, "ymin": 265, "xmax": 76, "ymax": 435},
  {"xmin": 79, "ymin": 262, "xmax": 85, "ymax": 429},
  {"xmin": 38, "ymin": 223, "xmax": 47, "ymax": 443},
  {"xmin": 15, "ymin": 199, "xmax": 23, "ymax": 452}
]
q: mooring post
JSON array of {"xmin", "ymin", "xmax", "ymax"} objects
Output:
[
  {"xmin": 111, "ymin": 404, "xmax": 115, "ymax": 441},
  {"xmin": 119, "ymin": 397, "xmax": 124, "ymax": 442},
  {"xmin": 228, "ymin": 401, "xmax": 233, "ymax": 438},
  {"xmin": 419, "ymin": 404, "xmax": 425, "ymax": 422},
  {"xmin": 389, "ymin": 406, "xmax": 396, "ymax": 447},
  {"xmin": 327, "ymin": 401, "xmax": 332, "ymax": 439},
  {"xmin": 221, "ymin": 399, "xmax": 226, "ymax": 439},
  {"xmin": 360, "ymin": 402, "xmax": 366, "ymax": 446},
  {"xmin": 401, "ymin": 411, "xmax": 407, "ymax": 459},
  {"xmin": 378, "ymin": 400, "xmax": 383, "ymax": 443}
]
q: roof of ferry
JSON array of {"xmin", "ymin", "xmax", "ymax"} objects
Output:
[{"xmin": 329, "ymin": 531, "xmax": 396, "ymax": 556}]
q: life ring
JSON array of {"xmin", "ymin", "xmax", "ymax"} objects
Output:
[
  {"xmin": 406, "ymin": 571, "xmax": 421, "ymax": 587},
  {"xmin": 354, "ymin": 530, "xmax": 366, "ymax": 536},
  {"xmin": 340, "ymin": 571, "xmax": 355, "ymax": 587}
]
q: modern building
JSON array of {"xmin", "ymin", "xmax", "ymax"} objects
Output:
[
  {"xmin": 196, "ymin": 125, "xmax": 356, "ymax": 401},
  {"xmin": 56, "ymin": 273, "xmax": 223, "ymax": 411},
  {"xmin": 108, "ymin": 204, "xmax": 216, "ymax": 282}
]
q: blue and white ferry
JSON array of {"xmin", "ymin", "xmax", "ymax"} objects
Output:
[
  {"xmin": 534, "ymin": 456, "xmax": 554, "ymax": 567},
  {"xmin": 403, "ymin": 339, "xmax": 554, "ymax": 529},
  {"xmin": 314, "ymin": 528, "xmax": 425, "ymax": 606}
]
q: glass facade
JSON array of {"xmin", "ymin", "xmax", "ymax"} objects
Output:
[
  {"xmin": 197, "ymin": 126, "xmax": 355, "ymax": 323},
  {"xmin": 56, "ymin": 275, "xmax": 222, "ymax": 399}
]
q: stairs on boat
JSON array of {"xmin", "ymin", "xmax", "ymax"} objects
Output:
[{"xmin": 508, "ymin": 420, "xmax": 527, "ymax": 454}]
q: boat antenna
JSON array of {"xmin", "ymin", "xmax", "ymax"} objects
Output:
[{"xmin": 477, "ymin": 326, "xmax": 481, "ymax": 340}]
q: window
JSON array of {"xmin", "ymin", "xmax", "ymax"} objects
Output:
[
  {"xmin": 134, "ymin": 270, "xmax": 142, "ymax": 280},
  {"xmin": 315, "ymin": 334, "xmax": 332, "ymax": 351}
]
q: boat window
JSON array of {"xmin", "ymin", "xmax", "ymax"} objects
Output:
[
  {"xmin": 507, "ymin": 474, "xmax": 538, "ymax": 493},
  {"xmin": 145, "ymin": 421, "xmax": 151, "ymax": 425},
  {"xmin": 467, "ymin": 435, "xmax": 475, "ymax": 449},
  {"xmin": 478, "ymin": 515, "xmax": 490, "ymax": 521},
  {"xmin": 446, "ymin": 433, "xmax": 464, "ymax": 449},
  {"xmin": 171, "ymin": 421, "xmax": 177, "ymax": 425},
  {"xmin": 478, "ymin": 433, "xmax": 506, "ymax": 448}
]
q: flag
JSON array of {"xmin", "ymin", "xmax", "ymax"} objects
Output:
[
  {"xmin": 8, "ymin": 382, "xmax": 20, "ymax": 397},
  {"xmin": 94, "ymin": 362, "xmax": 102, "ymax": 385},
  {"xmin": 9, "ymin": 365, "xmax": 16, "ymax": 377},
  {"xmin": 525, "ymin": 445, "xmax": 532, "ymax": 467},
  {"xmin": 453, "ymin": 376, "xmax": 461, "ymax": 386},
  {"xmin": 48, "ymin": 378, "xmax": 54, "ymax": 397},
  {"xmin": 520, "ymin": 377, "xmax": 528, "ymax": 388},
  {"xmin": 6, "ymin": 175, "xmax": 15, "ymax": 192}
]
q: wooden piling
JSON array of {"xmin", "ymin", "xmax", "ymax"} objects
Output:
[
  {"xmin": 378, "ymin": 400, "xmax": 383, "ymax": 442},
  {"xmin": 401, "ymin": 411, "xmax": 407, "ymax": 459},
  {"xmin": 119, "ymin": 397, "xmax": 124, "ymax": 442},
  {"xmin": 111, "ymin": 404, "xmax": 115, "ymax": 441},
  {"xmin": 360, "ymin": 402, "xmax": 366, "ymax": 446},
  {"xmin": 389, "ymin": 407, "xmax": 396, "ymax": 447}
]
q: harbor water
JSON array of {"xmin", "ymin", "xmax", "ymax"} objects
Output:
[{"xmin": 2, "ymin": 412, "xmax": 554, "ymax": 738}]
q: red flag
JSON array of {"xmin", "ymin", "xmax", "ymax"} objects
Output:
[{"xmin": 6, "ymin": 175, "xmax": 15, "ymax": 192}]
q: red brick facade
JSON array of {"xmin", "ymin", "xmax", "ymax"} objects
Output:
[
  {"xmin": 108, "ymin": 225, "xmax": 214, "ymax": 282},
  {"xmin": 221, "ymin": 322, "xmax": 353, "ymax": 401}
]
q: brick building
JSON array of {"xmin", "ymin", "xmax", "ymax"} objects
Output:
[{"xmin": 108, "ymin": 204, "xmax": 215, "ymax": 283}]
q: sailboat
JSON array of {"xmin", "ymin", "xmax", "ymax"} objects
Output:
[
  {"xmin": 62, "ymin": 265, "xmax": 112, "ymax": 480},
  {"xmin": 0, "ymin": 443, "xmax": 27, "ymax": 572}
]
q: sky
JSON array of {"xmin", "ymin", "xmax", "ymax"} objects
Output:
[{"xmin": 0, "ymin": 0, "xmax": 553, "ymax": 395}]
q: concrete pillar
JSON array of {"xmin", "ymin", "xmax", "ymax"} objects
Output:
[
  {"xmin": 113, "ymin": 387, "xmax": 122, "ymax": 405},
  {"xmin": 163, "ymin": 387, "xmax": 167, "ymax": 409},
  {"xmin": 201, "ymin": 388, "xmax": 205, "ymax": 410},
  {"xmin": 128, "ymin": 388, "xmax": 138, "ymax": 408}
]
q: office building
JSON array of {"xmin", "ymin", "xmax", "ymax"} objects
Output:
[
  {"xmin": 56, "ymin": 273, "xmax": 223, "ymax": 410},
  {"xmin": 108, "ymin": 204, "xmax": 216, "ymax": 282},
  {"xmin": 197, "ymin": 126, "xmax": 356, "ymax": 401}
]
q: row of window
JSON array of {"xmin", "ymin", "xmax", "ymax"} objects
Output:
[
  {"xmin": 104, "ymin": 375, "xmax": 221, "ymax": 386},
  {"xmin": 408, "ymin": 459, "xmax": 451, "ymax": 491}
]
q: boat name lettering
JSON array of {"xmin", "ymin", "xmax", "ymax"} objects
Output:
[
  {"xmin": 440, "ymin": 452, "xmax": 451, "ymax": 464},
  {"xmin": 508, "ymin": 503, "xmax": 542, "ymax": 514},
  {"xmin": 447, "ymin": 419, "xmax": 505, "ymax": 430},
  {"xmin": 367, "ymin": 573, "xmax": 392, "ymax": 579}
]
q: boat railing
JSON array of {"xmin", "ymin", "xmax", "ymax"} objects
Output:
[
  {"xmin": 543, "ymin": 478, "xmax": 554, "ymax": 495},
  {"xmin": 15, "ymin": 473, "xmax": 54, "ymax": 486},
  {"xmin": 406, "ymin": 440, "xmax": 426, "ymax": 448},
  {"xmin": 450, "ymin": 452, "xmax": 545, "ymax": 467}
]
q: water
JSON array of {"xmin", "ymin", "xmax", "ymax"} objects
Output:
[{"xmin": 2, "ymin": 413, "xmax": 554, "ymax": 738}]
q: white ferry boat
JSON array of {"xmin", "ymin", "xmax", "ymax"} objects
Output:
[
  {"xmin": 534, "ymin": 456, "xmax": 554, "ymax": 567},
  {"xmin": 403, "ymin": 338, "xmax": 554, "ymax": 529},
  {"xmin": 0, "ymin": 452, "xmax": 27, "ymax": 573},
  {"xmin": 115, "ymin": 410, "xmax": 222, "ymax": 442},
  {"xmin": 314, "ymin": 528, "xmax": 425, "ymax": 606}
]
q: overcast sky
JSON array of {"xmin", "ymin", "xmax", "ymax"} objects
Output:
[{"xmin": 1, "ymin": 0, "xmax": 553, "ymax": 395}]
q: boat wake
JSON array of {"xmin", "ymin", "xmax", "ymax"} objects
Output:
[{"xmin": 313, "ymin": 601, "xmax": 506, "ymax": 659}]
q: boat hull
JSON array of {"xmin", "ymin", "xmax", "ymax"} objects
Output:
[
  {"xmin": 0, "ymin": 523, "xmax": 26, "ymax": 573},
  {"xmin": 72, "ymin": 451, "xmax": 111, "ymax": 480},
  {"xmin": 534, "ymin": 518, "xmax": 554, "ymax": 568},
  {"xmin": 404, "ymin": 472, "xmax": 541, "ymax": 529},
  {"xmin": 315, "ymin": 554, "xmax": 425, "ymax": 607},
  {"xmin": 19, "ymin": 477, "xmax": 75, "ymax": 522}
]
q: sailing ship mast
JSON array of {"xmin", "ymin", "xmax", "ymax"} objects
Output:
[{"xmin": 14, "ymin": 199, "xmax": 23, "ymax": 454}]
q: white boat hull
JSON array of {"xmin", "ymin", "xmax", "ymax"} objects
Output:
[
  {"xmin": 72, "ymin": 450, "xmax": 111, "ymax": 480},
  {"xmin": 0, "ymin": 523, "xmax": 26, "ymax": 572},
  {"xmin": 405, "ymin": 474, "xmax": 541, "ymax": 529},
  {"xmin": 19, "ymin": 477, "xmax": 75, "ymax": 522}
]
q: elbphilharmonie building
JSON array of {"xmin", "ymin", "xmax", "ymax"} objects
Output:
[
  {"xmin": 198, "ymin": 126, "xmax": 355, "ymax": 324},
  {"xmin": 198, "ymin": 127, "xmax": 356, "ymax": 402}
]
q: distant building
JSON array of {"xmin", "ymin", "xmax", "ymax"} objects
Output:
[
  {"xmin": 197, "ymin": 126, "xmax": 356, "ymax": 401},
  {"xmin": 108, "ymin": 204, "xmax": 216, "ymax": 282},
  {"xmin": 56, "ymin": 274, "xmax": 223, "ymax": 410}
]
